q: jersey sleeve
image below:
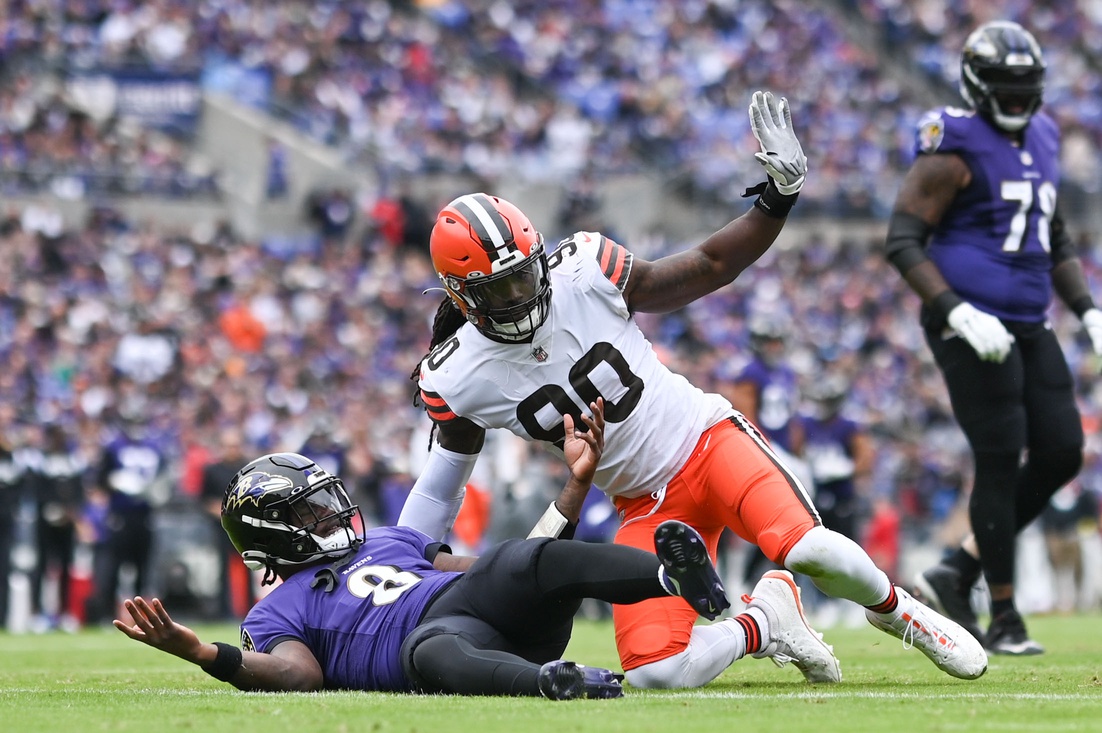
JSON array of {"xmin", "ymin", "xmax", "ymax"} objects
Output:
[
  {"xmin": 914, "ymin": 107, "xmax": 971, "ymax": 157},
  {"xmin": 239, "ymin": 586, "xmax": 306, "ymax": 654},
  {"xmin": 557, "ymin": 231, "xmax": 634, "ymax": 292},
  {"xmin": 418, "ymin": 385, "xmax": 458, "ymax": 425},
  {"xmin": 417, "ymin": 354, "xmax": 459, "ymax": 425},
  {"xmin": 375, "ymin": 525, "xmax": 438, "ymax": 559},
  {"xmin": 594, "ymin": 235, "xmax": 633, "ymax": 292}
]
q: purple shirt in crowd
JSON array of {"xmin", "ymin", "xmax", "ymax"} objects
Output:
[
  {"xmin": 737, "ymin": 357, "xmax": 800, "ymax": 452},
  {"xmin": 800, "ymin": 414, "xmax": 860, "ymax": 502}
]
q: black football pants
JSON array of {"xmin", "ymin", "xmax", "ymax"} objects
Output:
[
  {"xmin": 400, "ymin": 537, "xmax": 666, "ymax": 696},
  {"xmin": 926, "ymin": 318, "xmax": 1083, "ymax": 586}
]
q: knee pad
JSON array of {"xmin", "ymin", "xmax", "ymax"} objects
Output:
[{"xmin": 399, "ymin": 623, "xmax": 454, "ymax": 692}]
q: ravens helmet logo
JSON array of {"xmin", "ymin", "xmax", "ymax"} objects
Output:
[{"xmin": 224, "ymin": 471, "xmax": 294, "ymax": 512}]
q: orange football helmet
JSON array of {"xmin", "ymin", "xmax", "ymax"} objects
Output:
[{"xmin": 430, "ymin": 193, "xmax": 551, "ymax": 342}]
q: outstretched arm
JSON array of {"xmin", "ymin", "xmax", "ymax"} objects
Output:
[
  {"xmin": 398, "ymin": 417, "xmax": 486, "ymax": 540},
  {"xmin": 114, "ymin": 596, "xmax": 323, "ymax": 692},
  {"xmin": 528, "ymin": 398, "xmax": 606, "ymax": 538},
  {"xmin": 625, "ymin": 91, "xmax": 806, "ymax": 314}
]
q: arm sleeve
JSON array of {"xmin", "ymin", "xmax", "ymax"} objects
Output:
[
  {"xmin": 883, "ymin": 211, "xmax": 933, "ymax": 276},
  {"xmin": 1049, "ymin": 205, "xmax": 1096, "ymax": 317},
  {"xmin": 1049, "ymin": 204, "xmax": 1077, "ymax": 267},
  {"xmin": 396, "ymin": 443, "xmax": 479, "ymax": 540}
]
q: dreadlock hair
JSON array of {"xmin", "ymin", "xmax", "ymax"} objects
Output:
[
  {"xmin": 410, "ymin": 296, "xmax": 468, "ymax": 400},
  {"xmin": 411, "ymin": 296, "xmax": 469, "ymax": 449}
]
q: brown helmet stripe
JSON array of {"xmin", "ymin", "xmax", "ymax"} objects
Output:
[{"xmin": 452, "ymin": 193, "xmax": 513, "ymax": 257}]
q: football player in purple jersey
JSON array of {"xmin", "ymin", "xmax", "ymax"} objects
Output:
[
  {"xmin": 113, "ymin": 401, "xmax": 733, "ymax": 699},
  {"xmin": 884, "ymin": 21, "xmax": 1102, "ymax": 655}
]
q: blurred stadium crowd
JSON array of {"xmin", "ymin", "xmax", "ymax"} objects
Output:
[{"xmin": 2, "ymin": 0, "xmax": 1102, "ymax": 632}]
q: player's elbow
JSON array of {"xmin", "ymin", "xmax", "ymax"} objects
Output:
[
  {"xmin": 285, "ymin": 674, "xmax": 324, "ymax": 692},
  {"xmin": 260, "ymin": 666, "xmax": 324, "ymax": 692}
]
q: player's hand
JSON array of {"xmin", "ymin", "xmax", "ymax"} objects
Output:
[
  {"xmin": 947, "ymin": 302, "xmax": 1014, "ymax": 363},
  {"xmin": 114, "ymin": 596, "xmax": 204, "ymax": 663},
  {"xmin": 563, "ymin": 398, "xmax": 605, "ymax": 487},
  {"xmin": 1081, "ymin": 308, "xmax": 1102, "ymax": 358},
  {"xmin": 748, "ymin": 91, "xmax": 807, "ymax": 195}
]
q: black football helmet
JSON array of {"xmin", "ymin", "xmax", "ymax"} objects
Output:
[
  {"xmin": 221, "ymin": 452, "xmax": 362, "ymax": 580},
  {"xmin": 960, "ymin": 21, "xmax": 1045, "ymax": 132}
]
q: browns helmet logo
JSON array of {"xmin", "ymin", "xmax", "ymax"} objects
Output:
[{"xmin": 225, "ymin": 471, "xmax": 294, "ymax": 512}]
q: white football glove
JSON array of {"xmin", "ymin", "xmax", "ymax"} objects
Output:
[
  {"xmin": 947, "ymin": 302, "xmax": 1014, "ymax": 363},
  {"xmin": 748, "ymin": 90, "xmax": 807, "ymax": 195},
  {"xmin": 1081, "ymin": 308, "xmax": 1102, "ymax": 356}
]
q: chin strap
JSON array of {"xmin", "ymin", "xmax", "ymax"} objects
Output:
[
  {"xmin": 310, "ymin": 552, "xmax": 356, "ymax": 593},
  {"xmin": 260, "ymin": 564, "xmax": 279, "ymax": 587}
]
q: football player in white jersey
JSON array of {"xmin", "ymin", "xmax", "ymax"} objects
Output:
[{"xmin": 400, "ymin": 92, "xmax": 987, "ymax": 688}]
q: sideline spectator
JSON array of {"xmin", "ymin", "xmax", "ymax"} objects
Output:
[
  {"xmin": 85, "ymin": 416, "xmax": 167, "ymax": 625},
  {"xmin": 0, "ymin": 405, "xmax": 28, "ymax": 630},
  {"xmin": 27, "ymin": 424, "xmax": 86, "ymax": 632},
  {"xmin": 199, "ymin": 427, "xmax": 254, "ymax": 620}
]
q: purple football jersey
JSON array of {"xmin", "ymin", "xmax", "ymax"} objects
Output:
[
  {"xmin": 914, "ymin": 107, "xmax": 1061, "ymax": 321},
  {"xmin": 799, "ymin": 414, "xmax": 859, "ymax": 501},
  {"xmin": 737, "ymin": 357, "xmax": 799, "ymax": 451},
  {"xmin": 240, "ymin": 526, "xmax": 461, "ymax": 690}
]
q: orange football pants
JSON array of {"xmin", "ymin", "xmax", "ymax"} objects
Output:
[{"xmin": 611, "ymin": 416, "xmax": 820, "ymax": 671}]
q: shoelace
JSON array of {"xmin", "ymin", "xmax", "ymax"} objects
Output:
[
  {"xmin": 900, "ymin": 614, "xmax": 917, "ymax": 651},
  {"xmin": 898, "ymin": 610, "xmax": 955, "ymax": 656},
  {"xmin": 769, "ymin": 652, "xmax": 796, "ymax": 669}
]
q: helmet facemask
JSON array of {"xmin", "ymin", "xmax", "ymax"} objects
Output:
[
  {"xmin": 430, "ymin": 193, "xmax": 551, "ymax": 344},
  {"xmin": 240, "ymin": 481, "xmax": 360, "ymax": 570},
  {"xmin": 222, "ymin": 453, "xmax": 363, "ymax": 576},
  {"xmin": 443, "ymin": 238, "xmax": 552, "ymax": 343}
]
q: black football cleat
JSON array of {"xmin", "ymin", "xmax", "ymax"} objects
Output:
[
  {"xmin": 986, "ymin": 610, "xmax": 1044, "ymax": 656},
  {"xmin": 537, "ymin": 661, "xmax": 624, "ymax": 700},
  {"xmin": 654, "ymin": 520, "xmax": 730, "ymax": 620}
]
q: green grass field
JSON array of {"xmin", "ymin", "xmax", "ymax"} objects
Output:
[{"xmin": 2, "ymin": 614, "xmax": 1101, "ymax": 733}]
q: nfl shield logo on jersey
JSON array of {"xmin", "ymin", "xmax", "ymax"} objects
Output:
[{"xmin": 532, "ymin": 346, "xmax": 548, "ymax": 362}]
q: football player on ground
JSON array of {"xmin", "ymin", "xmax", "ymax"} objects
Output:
[
  {"xmin": 401, "ymin": 91, "xmax": 987, "ymax": 688},
  {"xmin": 114, "ymin": 403, "xmax": 733, "ymax": 699},
  {"xmin": 885, "ymin": 21, "xmax": 1102, "ymax": 655}
]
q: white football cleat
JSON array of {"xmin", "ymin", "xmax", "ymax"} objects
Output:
[
  {"xmin": 743, "ymin": 570, "xmax": 842, "ymax": 683},
  {"xmin": 865, "ymin": 586, "xmax": 988, "ymax": 680}
]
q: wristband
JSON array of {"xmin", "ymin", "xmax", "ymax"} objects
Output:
[
  {"xmin": 526, "ymin": 501, "xmax": 576, "ymax": 540},
  {"xmin": 931, "ymin": 290, "xmax": 965, "ymax": 323},
  {"xmin": 741, "ymin": 180, "xmax": 799, "ymax": 219},
  {"xmin": 202, "ymin": 642, "xmax": 243, "ymax": 682}
]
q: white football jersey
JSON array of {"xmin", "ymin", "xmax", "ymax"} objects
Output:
[{"xmin": 419, "ymin": 231, "xmax": 733, "ymax": 499}]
